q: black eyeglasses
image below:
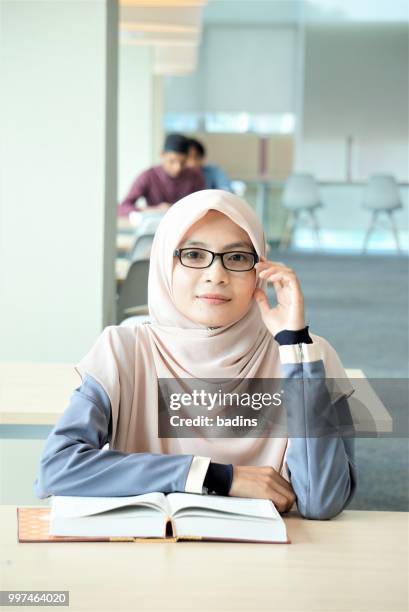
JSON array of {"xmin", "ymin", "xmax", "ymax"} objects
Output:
[{"xmin": 174, "ymin": 247, "xmax": 259, "ymax": 272}]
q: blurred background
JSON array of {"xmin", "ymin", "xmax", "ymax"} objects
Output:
[{"xmin": 0, "ymin": 1, "xmax": 408, "ymax": 511}]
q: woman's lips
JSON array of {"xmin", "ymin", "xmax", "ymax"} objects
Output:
[{"xmin": 197, "ymin": 294, "xmax": 231, "ymax": 305}]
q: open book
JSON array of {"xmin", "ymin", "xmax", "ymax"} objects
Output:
[{"xmin": 49, "ymin": 492, "xmax": 289, "ymax": 543}]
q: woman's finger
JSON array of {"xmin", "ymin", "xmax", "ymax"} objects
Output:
[
  {"xmin": 271, "ymin": 480, "xmax": 295, "ymax": 499},
  {"xmin": 273, "ymin": 473, "xmax": 294, "ymax": 492},
  {"xmin": 258, "ymin": 264, "xmax": 294, "ymax": 277},
  {"xmin": 273, "ymin": 280, "xmax": 284, "ymax": 291},
  {"xmin": 259, "ymin": 271, "xmax": 298, "ymax": 287},
  {"xmin": 253, "ymin": 288, "xmax": 271, "ymax": 316},
  {"xmin": 255, "ymin": 261, "xmax": 286, "ymax": 272},
  {"xmin": 269, "ymin": 492, "xmax": 291, "ymax": 512}
]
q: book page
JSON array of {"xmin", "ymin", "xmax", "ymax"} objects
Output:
[
  {"xmin": 51, "ymin": 492, "xmax": 167, "ymax": 519},
  {"xmin": 167, "ymin": 493, "xmax": 281, "ymax": 521}
]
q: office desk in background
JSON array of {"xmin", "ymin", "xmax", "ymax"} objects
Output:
[
  {"xmin": 116, "ymin": 233, "xmax": 135, "ymax": 256},
  {"xmin": 1, "ymin": 507, "xmax": 407, "ymax": 612},
  {"xmin": 115, "ymin": 257, "xmax": 130, "ymax": 287},
  {"xmin": 117, "ymin": 216, "xmax": 134, "ymax": 232}
]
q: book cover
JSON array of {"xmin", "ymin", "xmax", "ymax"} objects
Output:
[{"xmin": 17, "ymin": 508, "xmax": 177, "ymax": 543}]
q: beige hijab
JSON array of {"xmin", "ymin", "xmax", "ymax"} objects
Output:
[{"xmin": 75, "ymin": 190, "xmax": 350, "ymax": 480}]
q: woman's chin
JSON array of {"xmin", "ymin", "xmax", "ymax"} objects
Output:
[
  {"xmin": 185, "ymin": 303, "xmax": 250, "ymax": 328},
  {"xmin": 197, "ymin": 314, "xmax": 239, "ymax": 328}
]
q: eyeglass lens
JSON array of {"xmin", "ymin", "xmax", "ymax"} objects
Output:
[{"xmin": 180, "ymin": 248, "xmax": 256, "ymax": 271}]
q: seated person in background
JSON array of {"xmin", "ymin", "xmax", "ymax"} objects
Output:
[
  {"xmin": 118, "ymin": 133, "xmax": 205, "ymax": 217},
  {"xmin": 186, "ymin": 138, "xmax": 233, "ymax": 192}
]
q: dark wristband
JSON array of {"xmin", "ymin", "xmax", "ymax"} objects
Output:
[
  {"xmin": 203, "ymin": 462, "xmax": 234, "ymax": 496},
  {"xmin": 274, "ymin": 325, "xmax": 313, "ymax": 345}
]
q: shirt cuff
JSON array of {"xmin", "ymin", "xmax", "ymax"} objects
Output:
[
  {"xmin": 274, "ymin": 326, "xmax": 313, "ymax": 345},
  {"xmin": 184, "ymin": 456, "xmax": 211, "ymax": 494},
  {"xmin": 203, "ymin": 462, "xmax": 234, "ymax": 496},
  {"xmin": 278, "ymin": 342, "xmax": 321, "ymax": 364}
]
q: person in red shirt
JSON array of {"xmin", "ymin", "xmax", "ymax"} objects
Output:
[{"xmin": 118, "ymin": 134, "xmax": 205, "ymax": 217}]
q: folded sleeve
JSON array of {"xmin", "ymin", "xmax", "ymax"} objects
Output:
[{"xmin": 33, "ymin": 375, "xmax": 210, "ymax": 499}]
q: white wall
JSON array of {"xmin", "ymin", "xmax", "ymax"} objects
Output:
[
  {"xmin": 118, "ymin": 45, "xmax": 154, "ymax": 200},
  {"xmin": 0, "ymin": 0, "xmax": 118, "ymax": 362},
  {"xmin": 297, "ymin": 24, "xmax": 409, "ymax": 181},
  {"xmin": 164, "ymin": 24, "xmax": 297, "ymax": 114},
  {"xmin": 203, "ymin": 25, "xmax": 296, "ymax": 113}
]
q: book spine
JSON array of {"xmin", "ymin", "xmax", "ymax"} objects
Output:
[
  {"xmin": 109, "ymin": 537, "xmax": 177, "ymax": 543},
  {"xmin": 109, "ymin": 537, "xmax": 138, "ymax": 542}
]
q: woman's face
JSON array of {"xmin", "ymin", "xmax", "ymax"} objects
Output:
[{"xmin": 172, "ymin": 210, "xmax": 258, "ymax": 327}]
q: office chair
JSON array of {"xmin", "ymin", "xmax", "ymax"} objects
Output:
[
  {"xmin": 116, "ymin": 259, "xmax": 150, "ymax": 324},
  {"xmin": 279, "ymin": 173, "xmax": 322, "ymax": 251},
  {"xmin": 362, "ymin": 174, "xmax": 403, "ymax": 254},
  {"xmin": 129, "ymin": 233, "xmax": 155, "ymax": 262}
]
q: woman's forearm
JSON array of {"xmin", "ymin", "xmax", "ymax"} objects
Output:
[{"xmin": 33, "ymin": 375, "xmax": 208, "ymax": 498}]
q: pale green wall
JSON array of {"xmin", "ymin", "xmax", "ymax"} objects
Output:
[
  {"xmin": 0, "ymin": 0, "xmax": 118, "ymax": 362},
  {"xmin": 118, "ymin": 45, "xmax": 154, "ymax": 201}
]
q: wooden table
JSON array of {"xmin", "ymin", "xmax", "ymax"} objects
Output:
[
  {"xmin": 117, "ymin": 216, "xmax": 134, "ymax": 232},
  {"xmin": 115, "ymin": 257, "xmax": 131, "ymax": 286},
  {"xmin": 116, "ymin": 233, "xmax": 135, "ymax": 256},
  {"xmin": 0, "ymin": 363, "xmax": 79, "ymax": 426},
  {"xmin": 1, "ymin": 507, "xmax": 407, "ymax": 611}
]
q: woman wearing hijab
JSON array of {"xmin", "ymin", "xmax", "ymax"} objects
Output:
[{"xmin": 34, "ymin": 190, "xmax": 357, "ymax": 519}]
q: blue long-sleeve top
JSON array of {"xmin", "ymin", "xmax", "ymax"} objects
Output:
[
  {"xmin": 33, "ymin": 327, "xmax": 357, "ymax": 520},
  {"xmin": 202, "ymin": 164, "xmax": 233, "ymax": 192}
]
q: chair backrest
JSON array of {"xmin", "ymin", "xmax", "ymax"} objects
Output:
[
  {"xmin": 130, "ymin": 233, "xmax": 155, "ymax": 262},
  {"xmin": 363, "ymin": 175, "xmax": 402, "ymax": 211},
  {"xmin": 137, "ymin": 213, "xmax": 164, "ymax": 235},
  {"xmin": 282, "ymin": 173, "xmax": 320, "ymax": 210},
  {"xmin": 116, "ymin": 259, "xmax": 150, "ymax": 324},
  {"xmin": 231, "ymin": 180, "xmax": 247, "ymax": 197}
]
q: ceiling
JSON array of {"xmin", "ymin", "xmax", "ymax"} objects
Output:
[{"xmin": 119, "ymin": 0, "xmax": 207, "ymax": 74}]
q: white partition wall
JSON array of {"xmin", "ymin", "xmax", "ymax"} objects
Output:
[
  {"xmin": 297, "ymin": 23, "xmax": 409, "ymax": 181},
  {"xmin": 164, "ymin": 24, "xmax": 296, "ymax": 115},
  {"xmin": 0, "ymin": 0, "xmax": 118, "ymax": 362},
  {"xmin": 118, "ymin": 44, "xmax": 154, "ymax": 201}
]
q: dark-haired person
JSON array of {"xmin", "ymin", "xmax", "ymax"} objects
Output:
[
  {"xmin": 186, "ymin": 138, "xmax": 233, "ymax": 192},
  {"xmin": 118, "ymin": 134, "xmax": 205, "ymax": 217}
]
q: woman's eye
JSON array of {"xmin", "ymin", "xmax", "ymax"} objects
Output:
[
  {"xmin": 185, "ymin": 250, "xmax": 205, "ymax": 259},
  {"xmin": 228, "ymin": 253, "xmax": 247, "ymax": 262}
]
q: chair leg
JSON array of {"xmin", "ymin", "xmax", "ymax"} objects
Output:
[
  {"xmin": 309, "ymin": 209, "xmax": 321, "ymax": 249},
  {"xmin": 387, "ymin": 210, "xmax": 401, "ymax": 254},
  {"xmin": 279, "ymin": 210, "xmax": 296, "ymax": 251},
  {"xmin": 362, "ymin": 210, "xmax": 378, "ymax": 254}
]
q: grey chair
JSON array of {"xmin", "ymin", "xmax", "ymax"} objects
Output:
[
  {"xmin": 116, "ymin": 259, "xmax": 150, "ymax": 324},
  {"xmin": 279, "ymin": 173, "xmax": 322, "ymax": 251},
  {"xmin": 129, "ymin": 233, "xmax": 155, "ymax": 262},
  {"xmin": 231, "ymin": 180, "xmax": 247, "ymax": 197},
  {"xmin": 362, "ymin": 175, "xmax": 403, "ymax": 253},
  {"xmin": 127, "ymin": 212, "xmax": 164, "ymax": 262}
]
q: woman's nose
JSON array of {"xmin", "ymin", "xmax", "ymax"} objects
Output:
[{"xmin": 203, "ymin": 256, "xmax": 229, "ymax": 283}]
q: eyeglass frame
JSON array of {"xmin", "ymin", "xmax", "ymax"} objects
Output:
[{"xmin": 173, "ymin": 247, "xmax": 259, "ymax": 272}]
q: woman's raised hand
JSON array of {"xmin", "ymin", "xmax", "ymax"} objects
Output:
[
  {"xmin": 229, "ymin": 465, "xmax": 296, "ymax": 513},
  {"xmin": 253, "ymin": 258, "xmax": 305, "ymax": 337}
]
